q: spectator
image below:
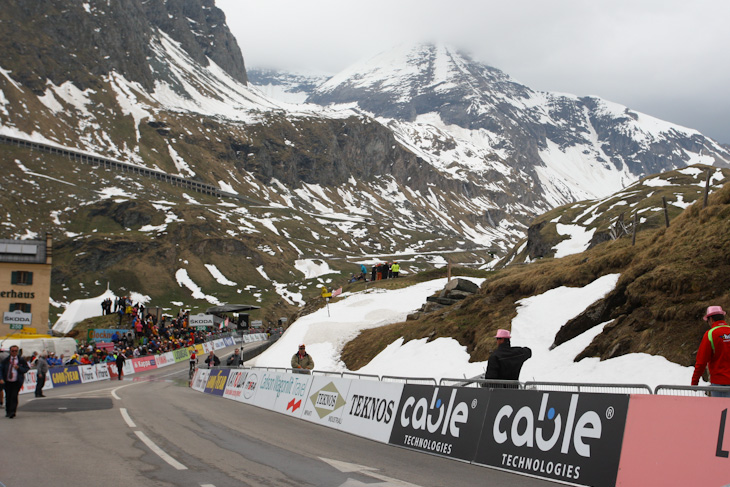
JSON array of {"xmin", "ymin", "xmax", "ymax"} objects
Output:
[
  {"xmin": 692, "ymin": 305, "xmax": 730, "ymax": 397},
  {"xmin": 391, "ymin": 262, "xmax": 400, "ymax": 278},
  {"xmin": 35, "ymin": 351, "xmax": 49, "ymax": 398},
  {"xmin": 227, "ymin": 348, "xmax": 243, "ymax": 367},
  {"xmin": 484, "ymin": 329, "xmax": 531, "ymax": 384},
  {"xmin": 0, "ymin": 345, "xmax": 30, "ymax": 418},
  {"xmin": 115, "ymin": 350, "xmax": 126, "ymax": 381},
  {"xmin": 205, "ymin": 351, "xmax": 220, "ymax": 368},
  {"xmin": 291, "ymin": 344, "xmax": 314, "ymax": 373}
]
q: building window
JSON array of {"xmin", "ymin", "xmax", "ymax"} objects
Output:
[
  {"xmin": 9, "ymin": 303, "xmax": 31, "ymax": 313},
  {"xmin": 10, "ymin": 271, "xmax": 33, "ymax": 285}
]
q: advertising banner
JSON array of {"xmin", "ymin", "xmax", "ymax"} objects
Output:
[
  {"xmin": 340, "ymin": 380, "xmax": 404, "ymax": 443},
  {"xmin": 155, "ymin": 352, "xmax": 174, "ymax": 368},
  {"xmin": 213, "ymin": 338, "xmax": 225, "ymax": 350},
  {"xmin": 223, "ymin": 336, "xmax": 235, "ymax": 347},
  {"xmin": 131, "ymin": 356, "xmax": 157, "ymax": 373},
  {"xmin": 616, "ymin": 395, "xmax": 730, "ymax": 486},
  {"xmin": 91, "ymin": 328, "xmax": 125, "ymax": 342},
  {"xmin": 389, "ymin": 384, "xmax": 490, "ymax": 462},
  {"xmin": 473, "ymin": 390, "xmax": 629, "ymax": 487},
  {"xmin": 254, "ymin": 371, "xmax": 313, "ymax": 418},
  {"xmin": 223, "ymin": 370, "xmax": 249, "ymax": 401},
  {"xmin": 243, "ymin": 335, "xmax": 253, "ymax": 343},
  {"xmin": 189, "ymin": 314, "xmax": 214, "ymax": 327},
  {"xmin": 19, "ymin": 370, "xmax": 53, "ymax": 395},
  {"xmin": 50, "ymin": 366, "xmax": 82, "ymax": 387},
  {"xmin": 172, "ymin": 347, "xmax": 191, "ymax": 363},
  {"xmin": 203, "ymin": 369, "xmax": 230, "ymax": 396},
  {"xmin": 202, "ymin": 342, "xmax": 214, "ymax": 353},
  {"xmin": 3, "ymin": 310, "xmax": 32, "ymax": 326},
  {"xmin": 95, "ymin": 363, "xmax": 111, "ymax": 381},
  {"xmin": 79, "ymin": 364, "xmax": 100, "ymax": 383},
  {"xmin": 301, "ymin": 376, "xmax": 353, "ymax": 429},
  {"xmin": 107, "ymin": 361, "xmax": 134, "ymax": 379},
  {"xmin": 191, "ymin": 368, "xmax": 210, "ymax": 392},
  {"xmin": 235, "ymin": 369, "xmax": 263, "ymax": 405}
]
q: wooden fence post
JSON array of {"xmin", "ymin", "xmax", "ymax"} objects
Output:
[
  {"xmin": 662, "ymin": 196, "xmax": 670, "ymax": 228},
  {"xmin": 704, "ymin": 168, "xmax": 712, "ymax": 208}
]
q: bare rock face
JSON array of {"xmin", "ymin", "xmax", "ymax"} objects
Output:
[
  {"xmin": 0, "ymin": 0, "xmax": 246, "ymax": 93},
  {"xmin": 443, "ymin": 278, "xmax": 480, "ymax": 295}
]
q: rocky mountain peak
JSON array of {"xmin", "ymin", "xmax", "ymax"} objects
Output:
[{"xmin": 0, "ymin": 0, "xmax": 246, "ymax": 93}]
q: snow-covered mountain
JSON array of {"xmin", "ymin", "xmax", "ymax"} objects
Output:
[
  {"xmin": 2, "ymin": 2, "xmax": 729, "ymax": 326},
  {"xmin": 308, "ymin": 44, "xmax": 730, "ymax": 206}
]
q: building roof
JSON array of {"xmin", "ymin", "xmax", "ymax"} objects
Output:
[{"xmin": 0, "ymin": 239, "xmax": 47, "ymax": 264}]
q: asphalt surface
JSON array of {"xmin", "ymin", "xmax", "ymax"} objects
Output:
[{"xmin": 0, "ymin": 343, "xmax": 556, "ymax": 487}]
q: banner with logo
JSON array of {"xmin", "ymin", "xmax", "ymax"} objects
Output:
[
  {"xmin": 301, "ymin": 376, "xmax": 353, "ymax": 429},
  {"xmin": 388, "ymin": 384, "xmax": 490, "ymax": 462},
  {"xmin": 473, "ymin": 389, "xmax": 629, "ymax": 487},
  {"xmin": 172, "ymin": 347, "xmax": 191, "ymax": 363},
  {"xmin": 50, "ymin": 366, "xmax": 82, "ymax": 387},
  {"xmin": 254, "ymin": 371, "xmax": 313, "ymax": 418},
  {"xmin": 91, "ymin": 328, "xmax": 125, "ymax": 342},
  {"xmin": 95, "ymin": 363, "xmax": 111, "ymax": 381},
  {"xmin": 19, "ymin": 370, "xmax": 53, "ymax": 394},
  {"xmin": 191, "ymin": 368, "xmax": 210, "ymax": 392},
  {"xmin": 213, "ymin": 338, "xmax": 226, "ymax": 350},
  {"xmin": 204, "ymin": 369, "xmax": 230, "ymax": 396},
  {"xmin": 223, "ymin": 336, "xmax": 235, "ymax": 347},
  {"xmin": 107, "ymin": 360, "xmax": 134, "ymax": 379},
  {"xmin": 223, "ymin": 370, "xmax": 249, "ymax": 401},
  {"xmin": 155, "ymin": 352, "xmax": 175, "ymax": 368},
  {"xmin": 131, "ymin": 356, "xmax": 157, "ymax": 373},
  {"xmin": 237, "ymin": 369, "xmax": 262, "ymax": 404},
  {"xmin": 340, "ymin": 379, "xmax": 404, "ymax": 443},
  {"xmin": 616, "ymin": 395, "xmax": 730, "ymax": 486},
  {"xmin": 79, "ymin": 364, "xmax": 102, "ymax": 383}
]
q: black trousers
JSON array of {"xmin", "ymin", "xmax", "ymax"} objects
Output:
[
  {"xmin": 4, "ymin": 381, "xmax": 22, "ymax": 416},
  {"xmin": 35, "ymin": 373, "xmax": 46, "ymax": 396}
]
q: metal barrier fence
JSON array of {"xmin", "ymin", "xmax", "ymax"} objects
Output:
[
  {"xmin": 440, "ymin": 378, "xmax": 521, "ymax": 389},
  {"xmin": 381, "ymin": 375, "xmax": 437, "ymax": 386},
  {"xmin": 654, "ymin": 384, "xmax": 730, "ymax": 397},
  {"xmin": 524, "ymin": 381, "xmax": 653, "ymax": 395}
]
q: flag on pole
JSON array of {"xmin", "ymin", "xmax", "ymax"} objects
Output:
[
  {"xmin": 221, "ymin": 317, "xmax": 229, "ymax": 330},
  {"xmin": 332, "ymin": 287, "xmax": 342, "ymax": 297}
]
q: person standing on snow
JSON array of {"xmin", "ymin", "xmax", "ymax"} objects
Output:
[
  {"xmin": 484, "ymin": 329, "xmax": 532, "ymax": 384},
  {"xmin": 692, "ymin": 305, "xmax": 730, "ymax": 397}
]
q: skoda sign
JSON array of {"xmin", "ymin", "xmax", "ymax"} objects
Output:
[{"xmin": 4, "ymin": 310, "xmax": 32, "ymax": 328}]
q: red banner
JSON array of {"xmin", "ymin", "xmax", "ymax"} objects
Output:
[{"xmin": 617, "ymin": 395, "xmax": 730, "ymax": 486}]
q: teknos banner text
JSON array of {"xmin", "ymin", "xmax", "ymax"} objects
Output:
[
  {"xmin": 616, "ymin": 395, "xmax": 730, "ymax": 486},
  {"xmin": 388, "ymin": 384, "xmax": 490, "ymax": 461},
  {"xmin": 474, "ymin": 389, "xmax": 629, "ymax": 487},
  {"xmin": 301, "ymin": 376, "xmax": 354, "ymax": 429},
  {"xmin": 254, "ymin": 370, "xmax": 313, "ymax": 418},
  {"xmin": 340, "ymin": 379, "xmax": 404, "ymax": 443}
]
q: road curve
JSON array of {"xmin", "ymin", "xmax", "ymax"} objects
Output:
[{"xmin": 0, "ymin": 344, "xmax": 555, "ymax": 487}]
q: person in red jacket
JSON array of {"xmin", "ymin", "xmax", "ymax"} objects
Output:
[{"xmin": 692, "ymin": 305, "xmax": 730, "ymax": 397}]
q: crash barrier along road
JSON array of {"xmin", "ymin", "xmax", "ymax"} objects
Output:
[
  {"xmin": 18, "ymin": 333, "xmax": 269, "ymax": 395},
  {"xmin": 190, "ymin": 369, "xmax": 730, "ymax": 487}
]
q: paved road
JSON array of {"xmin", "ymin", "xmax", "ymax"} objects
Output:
[{"xmin": 0, "ymin": 344, "xmax": 555, "ymax": 487}]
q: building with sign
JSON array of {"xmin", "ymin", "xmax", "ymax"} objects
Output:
[{"xmin": 0, "ymin": 234, "xmax": 53, "ymax": 337}]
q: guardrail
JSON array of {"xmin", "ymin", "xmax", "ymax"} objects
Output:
[
  {"xmin": 654, "ymin": 384, "xmax": 730, "ymax": 396},
  {"xmin": 0, "ymin": 133, "xmax": 247, "ymax": 201}
]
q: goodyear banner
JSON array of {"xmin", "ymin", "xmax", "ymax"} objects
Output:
[
  {"xmin": 204, "ymin": 369, "xmax": 230, "ymax": 396},
  {"xmin": 473, "ymin": 389, "xmax": 629, "ymax": 487},
  {"xmin": 50, "ymin": 366, "xmax": 82, "ymax": 387},
  {"xmin": 388, "ymin": 384, "xmax": 490, "ymax": 462}
]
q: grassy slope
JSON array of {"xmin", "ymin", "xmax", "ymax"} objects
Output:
[{"xmin": 342, "ymin": 181, "xmax": 730, "ymax": 371}]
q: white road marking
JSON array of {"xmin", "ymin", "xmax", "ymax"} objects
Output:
[
  {"xmin": 134, "ymin": 431, "xmax": 188, "ymax": 470},
  {"xmin": 120, "ymin": 408, "xmax": 136, "ymax": 428},
  {"xmin": 200, "ymin": 484, "xmax": 216, "ymax": 487}
]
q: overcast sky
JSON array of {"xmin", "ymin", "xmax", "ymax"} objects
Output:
[{"xmin": 217, "ymin": 0, "xmax": 730, "ymax": 144}]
